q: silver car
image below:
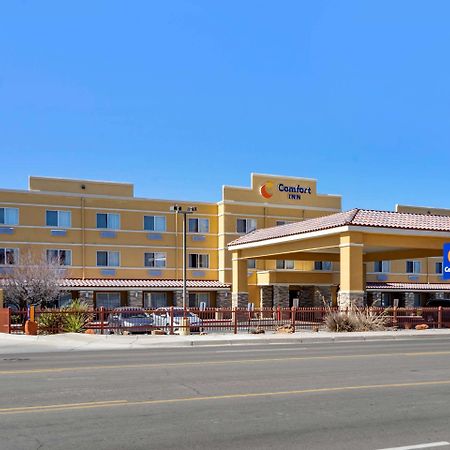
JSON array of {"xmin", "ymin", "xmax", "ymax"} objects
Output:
[{"xmin": 108, "ymin": 307, "xmax": 154, "ymax": 334}]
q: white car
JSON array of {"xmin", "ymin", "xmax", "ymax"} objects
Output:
[{"xmin": 151, "ymin": 307, "xmax": 202, "ymax": 333}]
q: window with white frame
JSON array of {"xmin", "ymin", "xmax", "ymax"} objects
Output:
[
  {"xmin": 144, "ymin": 215, "xmax": 166, "ymax": 232},
  {"xmin": 188, "ymin": 218, "xmax": 209, "ymax": 233},
  {"xmin": 96, "ymin": 251, "xmax": 120, "ymax": 267},
  {"xmin": 436, "ymin": 261, "xmax": 443, "ymax": 274},
  {"xmin": 96, "ymin": 213, "xmax": 120, "ymax": 230},
  {"xmin": 46, "ymin": 249, "xmax": 72, "ymax": 266},
  {"xmin": 189, "ymin": 292, "xmax": 209, "ymax": 308},
  {"xmin": 0, "ymin": 207, "xmax": 19, "ymax": 225},
  {"xmin": 188, "ymin": 254, "xmax": 209, "ymax": 269},
  {"xmin": 144, "ymin": 292, "xmax": 167, "ymax": 309},
  {"xmin": 314, "ymin": 261, "xmax": 332, "ymax": 271},
  {"xmin": 276, "ymin": 260, "xmax": 295, "ymax": 270},
  {"xmin": 144, "ymin": 252, "xmax": 166, "ymax": 268},
  {"xmin": 247, "ymin": 259, "xmax": 256, "ymax": 269},
  {"xmin": 236, "ymin": 218, "xmax": 257, "ymax": 234},
  {"xmin": 46, "ymin": 210, "xmax": 71, "ymax": 228},
  {"xmin": 96, "ymin": 292, "xmax": 121, "ymax": 308},
  {"xmin": 0, "ymin": 248, "xmax": 18, "ymax": 265},
  {"xmin": 374, "ymin": 261, "xmax": 390, "ymax": 273},
  {"xmin": 406, "ymin": 260, "xmax": 421, "ymax": 274}
]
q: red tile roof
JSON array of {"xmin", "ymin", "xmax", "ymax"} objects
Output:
[
  {"xmin": 0, "ymin": 278, "xmax": 230, "ymax": 290},
  {"xmin": 229, "ymin": 208, "xmax": 450, "ymax": 247},
  {"xmin": 59, "ymin": 279, "xmax": 230, "ymax": 289},
  {"xmin": 367, "ymin": 282, "xmax": 450, "ymax": 291}
]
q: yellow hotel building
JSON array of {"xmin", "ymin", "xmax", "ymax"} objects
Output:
[{"xmin": 0, "ymin": 173, "xmax": 449, "ymax": 309}]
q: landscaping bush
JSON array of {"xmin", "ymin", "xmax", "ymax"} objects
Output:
[
  {"xmin": 38, "ymin": 299, "xmax": 92, "ymax": 334},
  {"xmin": 38, "ymin": 311, "xmax": 64, "ymax": 334},
  {"xmin": 61, "ymin": 299, "xmax": 92, "ymax": 333},
  {"xmin": 325, "ymin": 307, "xmax": 387, "ymax": 332}
]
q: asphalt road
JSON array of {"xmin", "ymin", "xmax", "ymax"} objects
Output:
[{"xmin": 1, "ymin": 337, "xmax": 450, "ymax": 450}]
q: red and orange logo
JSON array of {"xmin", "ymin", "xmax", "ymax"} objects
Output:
[{"xmin": 260, "ymin": 182, "xmax": 273, "ymax": 199}]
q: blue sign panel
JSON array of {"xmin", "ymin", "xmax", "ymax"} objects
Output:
[{"xmin": 443, "ymin": 243, "xmax": 450, "ymax": 280}]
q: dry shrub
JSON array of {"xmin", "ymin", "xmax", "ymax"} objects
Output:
[{"xmin": 325, "ymin": 307, "xmax": 387, "ymax": 332}]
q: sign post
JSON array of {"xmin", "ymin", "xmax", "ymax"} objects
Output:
[{"xmin": 443, "ymin": 243, "xmax": 450, "ymax": 280}]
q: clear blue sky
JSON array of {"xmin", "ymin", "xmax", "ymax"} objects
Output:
[{"xmin": 1, "ymin": 1, "xmax": 450, "ymax": 210}]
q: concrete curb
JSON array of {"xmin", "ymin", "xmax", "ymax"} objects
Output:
[{"xmin": 1, "ymin": 329, "xmax": 450, "ymax": 354}]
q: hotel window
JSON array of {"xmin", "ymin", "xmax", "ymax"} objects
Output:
[
  {"xmin": 0, "ymin": 207, "xmax": 19, "ymax": 225},
  {"xmin": 314, "ymin": 261, "xmax": 332, "ymax": 271},
  {"xmin": 247, "ymin": 259, "xmax": 256, "ymax": 269},
  {"xmin": 374, "ymin": 261, "xmax": 390, "ymax": 273},
  {"xmin": 237, "ymin": 218, "xmax": 257, "ymax": 234},
  {"xmin": 144, "ymin": 215, "xmax": 166, "ymax": 232},
  {"xmin": 406, "ymin": 260, "xmax": 421, "ymax": 274},
  {"xmin": 276, "ymin": 260, "xmax": 295, "ymax": 270},
  {"xmin": 189, "ymin": 292, "xmax": 209, "ymax": 308},
  {"xmin": 436, "ymin": 262, "xmax": 443, "ymax": 274},
  {"xmin": 96, "ymin": 292, "xmax": 121, "ymax": 309},
  {"xmin": 96, "ymin": 213, "xmax": 120, "ymax": 230},
  {"xmin": 144, "ymin": 252, "xmax": 166, "ymax": 268},
  {"xmin": 0, "ymin": 248, "xmax": 18, "ymax": 265},
  {"xmin": 188, "ymin": 254, "xmax": 209, "ymax": 269},
  {"xmin": 188, "ymin": 218, "xmax": 209, "ymax": 233},
  {"xmin": 144, "ymin": 292, "xmax": 167, "ymax": 309},
  {"xmin": 46, "ymin": 249, "xmax": 72, "ymax": 266},
  {"xmin": 276, "ymin": 220, "xmax": 293, "ymax": 226},
  {"xmin": 46, "ymin": 210, "xmax": 71, "ymax": 228},
  {"xmin": 96, "ymin": 251, "xmax": 120, "ymax": 267}
]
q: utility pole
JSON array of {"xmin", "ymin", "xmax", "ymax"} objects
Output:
[{"xmin": 170, "ymin": 205, "xmax": 197, "ymax": 309}]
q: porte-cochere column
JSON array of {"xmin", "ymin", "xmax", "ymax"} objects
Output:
[
  {"xmin": 231, "ymin": 251, "xmax": 249, "ymax": 308},
  {"xmin": 338, "ymin": 232, "xmax": 365, "ymax": 308}
]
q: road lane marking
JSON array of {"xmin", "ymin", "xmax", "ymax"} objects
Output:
[
  {"xmin": 376, "ymin": 442, "xmax": 450, "ymax": 450},
  {"xmin": 1, "ymin": 350, "xmax": 450, "ymax": 376},
  {"xmin": 0, "ymin": 399, "xmax": 128, "ymax": 413},
  {"xmin": 215, "ymin": 348, "xmax": 308, "ymax": 353},
  {"xmin": 2, "ymin": 379, "xmax": 450, "ymax": 415}
]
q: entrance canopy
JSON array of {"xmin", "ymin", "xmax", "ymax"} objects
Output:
[{"xmin": 228, "ymin": 209, "xmax": 450, "ymax": 307}]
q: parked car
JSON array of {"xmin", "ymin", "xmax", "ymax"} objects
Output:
[
  {"xmin": 151, "ymin": 307, "xmax": 202, "ymax": 333},
  {"xmin": 107, "ymin": 307, "xmax": 154, "ymax": 334}
]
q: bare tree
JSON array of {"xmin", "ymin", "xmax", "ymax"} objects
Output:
[{"xmin": 3, "ymin": 249, "xmax": 66, "ymax": 309}]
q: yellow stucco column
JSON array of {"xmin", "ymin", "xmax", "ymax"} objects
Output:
[
  {"xmin": 338, "ymin": 232, "xmax": 365, "ymax": 308},
  {"xmin": 331, "ymin": 285, "xmax": 338, "ymax": 307},
  {"xmin": 231, "ymin": 251, "xmax": 249, "ymax": 308},
  {"xmin": 0, "ymin": 289, "xmax": 3, "ymax": 308}
]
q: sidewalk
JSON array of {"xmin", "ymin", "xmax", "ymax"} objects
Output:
[{"xmin": 1, "ymin": 329, "xmax": 450, "ymax": 354}]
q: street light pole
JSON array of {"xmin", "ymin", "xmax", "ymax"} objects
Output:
[{"xmin": 170, "ymin": 205, "xmax": 197, "ymax": 310}]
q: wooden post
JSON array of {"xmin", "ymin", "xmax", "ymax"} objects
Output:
[
  {"xmin": 100, "ymin": 307, "xmax": 105, "ymax": 335},
  {"xmin": 438, "ymin": 306, "xmax": 443, "ymax": 329},
  {"xmin": 170, "ymin": 306, "xmax": 174, "ymax": 335},
  {"xmin": 0, "ymin": 289, "xmax": 3, "ymax": 308},
  {"xmin": 29, "ymin": 305, "xmax": 35, "ymax": 323},
  {"xmin": 291, "ymin": 307, "xmax": 296, "ymax": 333},
  {"xmin": 233, "ymin": 307, "xmax": 238, "ymax": 334}
]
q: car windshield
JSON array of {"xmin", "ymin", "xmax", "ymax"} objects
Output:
[
  {"xmin": 166, "ymin": 310, "xmax": 198, "ymax": 318},
  {"xmin": 121, "ymin": 313, "xmax": 148, "ymax": 319}
]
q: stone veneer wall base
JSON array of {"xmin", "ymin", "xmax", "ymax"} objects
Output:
[
  {"xmin": 337, "ymin": 291, "xmax": 365, "ymax": 309},
  {"xmin": 232, "ymin": 292, "xmax": 249, "ymax": 308}
]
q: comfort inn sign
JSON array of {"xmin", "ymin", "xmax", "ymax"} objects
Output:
[{"xmin": 443, "ymin": 243, "xmax": 450, "ymax": 280}]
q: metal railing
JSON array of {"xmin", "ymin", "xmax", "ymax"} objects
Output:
[{"xmin": 1, "ymin": 306, "xmax": 449, "ymax": 335}]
